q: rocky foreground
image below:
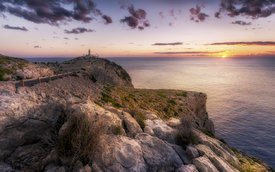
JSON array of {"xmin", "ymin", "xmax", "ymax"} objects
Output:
[{"xmin": 0, "ymin": 56, "xmax": 273, "ymax": 172}]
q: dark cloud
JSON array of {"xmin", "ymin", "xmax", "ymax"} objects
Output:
[
  {"xmin": 159, "ymin": 11, "xmax": 164, "ymax": 18},
  {"xmin": 138, "ymin": 26, "xmax": 144, "ymax": 30},
  {"xmin": 64, "ymin": 27, "xmax": 95, "ymax": 34},
  {"xmin": 102, "ymin": 15, "xmax": 112, "ymax": 24},
  {"xmin": 154, "ymin": 51, "xmax": 225, "ymax": 54},
  {"xmin": 34, "ymin": 46, "xmax": 41, "ymax": 48},
  {"xmin": 120, "ymin": 4, "xmax": 150, "ymax": 30},
  {"xmin": 231, "ymin": 20, "xmax": 251, "ymax": 26},
  {"xmin": 206, "ymin": 41, "xmax": 275, "ymax": 46},
  {"xmin": 190, "ymin": 4, "xmax": 209, "ymax": 22},
  {"xmin": 0, "ymin": 0, "xmax": 99, "ymax": 25},
  {"xmin": 218, "ymin": 0, "xmax": 275, "ymax": 19},
  {"xmin": 3, "ymin": 25, "xmax": 28, "ymax": 31},
  {"xmin": 120, "ymin": 16, "xmax": 139, "ymax": 28},
  {"xmin": 152, "ymin": 42, "xmax": 183, "ymax": 46},
  {"xmin": 170, "ymin": 9, "xmax": 175, "ymax": 16},
  {"xmin": 215, "ymin": 12, "xmax": 221, "ymax": 18}
]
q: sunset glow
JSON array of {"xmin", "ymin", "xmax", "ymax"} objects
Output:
[{"xmin": 0, "ymin": 0, "xmax": 275, "ymax": 58}]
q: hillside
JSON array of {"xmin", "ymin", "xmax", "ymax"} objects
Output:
[{"xmin": 0, "ymin": 55, "xmax": 273, "ymax": 172}]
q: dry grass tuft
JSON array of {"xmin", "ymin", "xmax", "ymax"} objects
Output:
[
  {"xmin": 175, "ymin": 115, "xmax": 198, "ymax": 149},
  {"xmin": 57, "ymin": 114, "xmax": 105, "ymax": 166}
]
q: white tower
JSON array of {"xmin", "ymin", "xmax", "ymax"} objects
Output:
[{"xmin": 88, "ymin": 49, "xmax": 91, "ymax": 56}]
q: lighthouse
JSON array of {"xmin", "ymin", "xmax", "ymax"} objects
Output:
[{"xmin": 88, "ymin": 49, "xmax": 91, "ymax": 56}]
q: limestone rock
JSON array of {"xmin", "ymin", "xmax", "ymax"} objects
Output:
[
  {"xmin": 0, "ymin": 82, "xmax": 16, "ymax": 96},
  {"xmin": 92, "ymin": 134, "xmax": 146, "ymax": 172},
  {"xmin": 171, "ymin": 144, "xmax": 191, "ymax": 165},
  {"xmin": 195, "ymin": 144, "xmax": 239, "ymax": 172},
  {"xmin": 145, "ymin": 116, "xmax": 176, "ymax": 143},
  {"xmin": 135, "ymin": 133, "xmax": 183, "ymax": 171},
  {"xmin": 144, "ymin": 126, "xmax": 154, "ymax": 135},
  {"xmin": 187, "ymin": 92, "xmax": 208, "ymax": 125},
  {"xmin": 16, "ymin": 65, "xmax": 53, "ymax": 79},
  {"xmin": 186, "ymin": 146, "xmax": 200, "ymax": 159},
  {"xmin": 193, "ymin": 155, "xmax": 219, "ymax": 172},
  {"xmin": 204, "ymin": 119, "xmax": 215, "ymax": 135},
  {"xmin": 104, "ymin": 106, "xmax": 143, "ymax": 137},
  {"xmin": 89, "ymin": 58, "xmax": 133, "ymax": 87},
  {"xmin": 176, "ymin": 164, "xmax": 198, "ymax": 172},
  {"xmin": 167, "ymin": 117, "xmax": 181, "ymax": 127},
  {"xmin": 45, "ymin": 164, "xmax": 67, "ymax": 172},
  {"xmin": 193, "ymin": 130, "xmax": 241, "ymax": 168}
]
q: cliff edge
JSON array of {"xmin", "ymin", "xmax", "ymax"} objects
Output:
[{"xmin": 0, "ymin": 56, "xmax": 273, "ymax": 172}]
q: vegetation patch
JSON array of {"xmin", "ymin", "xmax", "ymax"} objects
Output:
[
  {"xmin": 0, "ymin": 67, "xmax": 11, "ymax": 81},
  {"xmin": 113, "ymin": 125, "xmax": 123, "ymax": 135},
  {"xmin": 57, "ymin": 115, "xmax": 105, "ymax": 165},
  {"xmin": 81, "ymin": 68, "xmax": 86, "ymax": 71},
  {"xmin": 129, "ymin": 110, "xmax": 146, "ymax": 130},
  {"xmin": 101, "ymin": 92, "xmax": 123, "ymax": 109},
  {"xmin": 175, "ymin": 115, "xmax": 198, "ymax": 149},
  {"xmin": 94, "ymin": 101, "xmax": 103, "ymax": 107}
]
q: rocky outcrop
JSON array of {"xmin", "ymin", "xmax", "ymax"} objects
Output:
[
  {"xmin": 88, "ymin": 58, "xmax": 133, "ymax": 87},
  {"xmin": 16, "ymin": 65, "xmax": 54, "ymax": 79}
]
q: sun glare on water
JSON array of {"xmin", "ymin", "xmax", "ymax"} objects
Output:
[{"xmin": 222, "ymin": 56, "xmax": 226, "ymax": 58}]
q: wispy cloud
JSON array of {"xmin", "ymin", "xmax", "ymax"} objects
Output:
[
  {"xmin": 152, "ymin": 42, "xmax": 183, "ymax": 46},
  {"xmin": 154, "ymin": 51, "xmax": 225, "ymax": 54},
  {"xmin": 3, "ymin": 25, "xmax": 28, "ymax": 31},
  {"xmin": 102, "ymin": 15, "xmax": 112, "ymax": 24},
  {"xmin": 34, "ymin": 46, "xmax": 41, "ymax": 48},
  {"xmin": 206, "ymin": 41, "xmax": 275, "ymax": 46},
  {"xmin": 231, "ymin": 21, "xmax": 251, "ymax": 26},
  {"xmin": 65, "ymin": 27, "xmax": 95, "ymax": 34}
]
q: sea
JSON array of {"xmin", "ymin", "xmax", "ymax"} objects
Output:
[{"xmin": 23, "ymin": 57, "xmax": 275, "ymax": 168}]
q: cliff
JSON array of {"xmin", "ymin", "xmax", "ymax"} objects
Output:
[{"xmin": 0, "ymin": 56, "xmax": 273, "ymax": 172}]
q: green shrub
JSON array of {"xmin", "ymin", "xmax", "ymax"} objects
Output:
[
  {"xmin": 168, "ymin": 99, "xmax": 177, "ymax": 105},
  {"xmin": 104, "ymin": 86, "xmax": 111, "ymax": 92},
  {"xmin": 94, "ymin": 101, "xmax": 102, "ymax": 107},
  {"xmin": 113, "ymin": 125, "xmax": 123, "ymax": 135},
  {"xmin": 81, "ymin": 68, "xmax": 86, "ymax": 71},
  {"xmin": 16, "ymin": 75, "xmax": 24, "ymax": 80},
  {"xmin": 0, "ymin": 67, "xmax": 11, "ymax": 81},
  {"xmin": 129, "ymin": 110, "xmax": 146, "ymax": 130}
]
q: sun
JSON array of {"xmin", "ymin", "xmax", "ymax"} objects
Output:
[{"xmin": 222, "ymin": 56, "xmax": 226, "ymax": 58}]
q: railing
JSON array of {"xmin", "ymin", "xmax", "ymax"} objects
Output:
[{"xmin": 12, "ymin": 72, "xmax": 74, "ymax": 88}]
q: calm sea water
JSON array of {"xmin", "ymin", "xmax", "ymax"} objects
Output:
[
  {"xmin": 107, "ymin": 57, "xmax": 275, "ymax": 169},
  {"xmin": 24, "ymin": 57, "xmax": 275, "ymax": 168}
]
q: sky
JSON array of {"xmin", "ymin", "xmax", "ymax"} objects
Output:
[{"xmin": 0, "ymin": 0, "xmax": 275, "ymax": 58}]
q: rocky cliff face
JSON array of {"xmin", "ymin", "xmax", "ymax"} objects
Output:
[{"xmin": 0, "ymin": 56, "xmax": 272, "ymax": 172}]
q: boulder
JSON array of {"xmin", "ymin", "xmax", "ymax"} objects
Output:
[
  {"xmin": 176, "ymin": 164, "xmax": 198, "ymax": 172},
  {"xmin": 187, "ymin": 92, "xmax": 207, "ymax": 124},
  {"xmin": 92, "ymin": 134, "xmax": 146, "ymax": 172},
  {"xmin": 167, "ymin": 117, "xmax": 181, "ymax": 127},
  {"xmin": 204, "ymin": 119, "xmax": 215, "ymax": 135},
  {"xmin": 104, "ymin": 107, "xmax": 143, "ymax": 137},
  {"xmin": 135, "ymin": 133, "xmax": 183, "ymax": 171},
  {"xmin": 193, "ymin": 155, "xmax": 219, "ymax": 172},
  {"xmin": 144, "ymin": 126, "xmax": 154, "ymax": 135},
  {"xmin": 0, "ymin": 162, "xmax": 14, "ymax": 172},
  {"xmin": 186, "ymin": 146, "xmax": 200, "ymax": 159},
  {"xmin": 195, "ymin": 144, "xmax": 239, "ymax": 172},
  {"xmin": 145, "ymin": 112, "xmax": 176, "ymax": 143}
]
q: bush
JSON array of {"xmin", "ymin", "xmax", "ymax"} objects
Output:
[
  {"xmin": 81, "ymin": 68, "xmax": 86, "ymax": 71},
  {"xmin": 175, "ymin": 115, "xmax": 198, "ymax": 149},
  {"xmin": 16, "ymin": 75, "xmax": 24, "ymax": 80},
  {"xmin": 113, "ymin": 125, "xmax": 123, "ymax": 135},
  {"xmin": 129, "ymin": 110, "xmax": 146, "ymax": 130},
  {"xmin": 57, "ymin": 115, "xmax": 105, "ymax": 165}
]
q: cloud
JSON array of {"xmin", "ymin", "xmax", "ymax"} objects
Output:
[
  {"xmin": 120, "ymin": 16, "xmax": 139, "ymax": 28},
  {"xmin": 102, "ymin": 15, "xmax": 112, "ymax": 24},
  {"xmin": 190, "ymin": 4, "xmax": 209, "ymax": 22},
  {"xmin": 168, "ymin": 22, "xmax": 174, "ymax": 26},
  {"xmin": 0, "ymin": 0, "xmax": 99, "ymax": 26},
  {"xmin": 231, "ymin": 21, "xmax": 251, "ymax": 26},
  {"xmin": 64, "ymin": 27, "xmax": 95, "ymax": 34},
  {"xmin": 64, "ymin": 37, "xmax": 69, "ymax": 39},
  {"xmin": 215, "ymin": 12, "xmax": 221, "ymax": 18},
  {"xmin": 154, "ymin": 51, "xmax": 225, "ymax": 54},
  {"xmin": 218, "ymin": 0, "xmax": 275, "ymax": 19},
  {"xmin": 75, "ymin": 38, "xmax": 79, "ymax": 40},
  {"xmin": 152, "ymin": 42, "xmax": 183, "ymax": 46},
  {"xmin": 120, "ymin": 4, "xmax": 150, "ymax": 30},
  {"xmin": 170, "ymin": 9, "xmax": 175, "ymax": 16},
  {"xmin": 206, "ymin": 41, "xmax": 275, "ymax": 46},
  {"xmin": 34, "ymin": 46, "xmax": 41, "ymax": 48},
  {"xmin": 3, "ymin": 25, "xmax": 28, "ymax": 31},
  {"xmin": 159, "ymin": 11, "xmax": 164, "ymax": 18}
]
